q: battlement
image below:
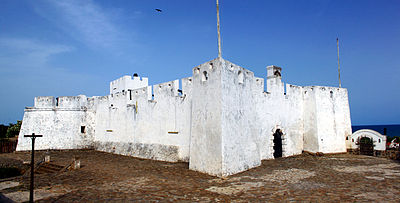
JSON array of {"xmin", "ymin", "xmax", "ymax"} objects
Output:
[
  {"xmin": 56, "ymin": 95, "xmax": 87, "ymax": 108},
  {"xmin": 32, "ymin": 95, "xmax": 89, "ymax": 110},
  {"xmin": 34, "ymin": 96, "xmax": 55, "ymax": 108},
  {"xmin": 303, "ymin": 86, "xmax": 344, "ymax": 98},
  {"xmin": 110, "ymin": 74, "xmax": 148, "ymax": 95},
  {"xmin": 105, "ymin": 77, "xmax": 194, "ymax": 107}
]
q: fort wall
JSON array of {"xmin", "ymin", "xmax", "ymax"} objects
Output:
[
  {"xmin": 302, "ymin": 86, "xmax": 351, "ymax": 153},
  {"xmin": 220, "ymin": 59, "xmax": 261, "ymax": 176},
  {"xmin": 17, "ymin": 57, "xmax": 352, "ymax": 177},
  {"xmin": 94, "ymin": 77, "xmax": 192, "ymax": 162},
  {"xmin": 17, "ymin": 108, "xmax": 92, "ymax": 151},
  {"xmin": 189, "ymin": 58, "xmax": 223, "ymax": 176}
]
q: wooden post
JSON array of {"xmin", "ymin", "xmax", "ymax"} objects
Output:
[{"xmin": 24, "ymin": 133, "xmax": 43, "ymax": 203}]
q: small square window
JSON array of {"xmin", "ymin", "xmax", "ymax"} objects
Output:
[{"xmin": 81, "ymin": 126, "xmax": 86, "ymax": 133}]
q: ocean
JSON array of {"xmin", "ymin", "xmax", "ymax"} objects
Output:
[{"xmin": 352, "ymin": 124, "xmax": 400, "ymax": 138}]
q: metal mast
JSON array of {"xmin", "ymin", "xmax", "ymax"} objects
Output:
[
  {"xmin": 216, "ymin": 0, "xmax": 222, "ymax": 58},
  {"xmin": 337, "ymin": 38, "xmax": 341, "ymax": 88}
]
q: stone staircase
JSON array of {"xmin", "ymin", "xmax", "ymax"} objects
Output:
[{"xmin": 35, "ymin": 162, "xmax": 64, "ymax": 174}]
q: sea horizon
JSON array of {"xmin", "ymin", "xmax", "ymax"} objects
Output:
[{"xmin": 352, "ymin": 124, "xmax": 400, "ymax": 137}]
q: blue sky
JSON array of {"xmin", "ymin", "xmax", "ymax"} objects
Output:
[{"xmin": 0, "ymin": 0, "xmax": 399, "ymax": 125}]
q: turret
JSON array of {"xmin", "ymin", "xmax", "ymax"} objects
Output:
[{"xmin": 266, "ymin": 65, "xmax": 284, "ymax": 95}]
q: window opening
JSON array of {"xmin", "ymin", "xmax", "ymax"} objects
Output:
[{"xmin": 81, "ymin": 126, "xmax": 86, "ymax": 133}]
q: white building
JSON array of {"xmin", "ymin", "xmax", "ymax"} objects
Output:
[
  {"xmin": 349, "ymin": 129, "xmax": 386, "ymax": 151},
  {"xmin": 17, "ymin": 57, "xmax": 352, "ymax": 177}
]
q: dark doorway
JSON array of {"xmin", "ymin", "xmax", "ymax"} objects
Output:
[
  {"xmin": 359, "ymin": 137, "xmax": 374, "ymax": 156},
  {"xmin": 273, "ymin": 129, "xmax": 283, "ymax": 158}
]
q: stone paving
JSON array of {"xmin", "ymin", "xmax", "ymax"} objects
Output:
[{"xmin": 1, "ymin": 150, "xmax": 400, "ymax": 202}]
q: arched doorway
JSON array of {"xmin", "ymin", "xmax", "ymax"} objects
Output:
[
  {"xmin": 273, "ymin": 129, "xmax": 283, "ymax": 158},
  {"xmin": 359, "ymin": 137, "xmax": 374, "ymax": 156}
]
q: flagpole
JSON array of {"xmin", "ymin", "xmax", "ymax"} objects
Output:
[
  {"xmin": 216, "ymin": 0, "xmax": 222, "ymax": 58},
  {"xmin": 337, "ymin": 38, "xmax": 341, "ymax": 88}
]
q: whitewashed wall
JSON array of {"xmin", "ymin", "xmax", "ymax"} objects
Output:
[
  {"xmin": 302, "ymin": 86, "xmax": 350, "ymax": 153},
  {"xmin": 254, "ymin": 65, "xmax": 305, "ymax": 160},
  {"xmin": 17, "ymin": 95, "xmax": 93, "ymax": 151},
  {"xmin": 350, "ymin": 129, "xmax": 386, "ymax": 151},
  {"xmin": 94, "ymin": 78, "xmax": 192, "ymax": 162},
  {"xmin": 189, "ymin": 58, "xmax": 223, "ymax": 176},
  {"xmin": 220, "ymin": 59, "xmax": 261, "ymax": 176},
  {"xmin": 110, "ymin": 75, "xmax": 148, "ymax": 95},
  {"xmin": 17, "ymin": 57, "xmax": 352, "ymax": 177}
]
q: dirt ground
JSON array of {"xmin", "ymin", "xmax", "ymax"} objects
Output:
[{"xmin": 1, "ymin": 150, "xmax": 400, "ymax": 202}]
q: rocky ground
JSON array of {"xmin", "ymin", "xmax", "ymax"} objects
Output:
[{"xmin": 1, "ymin": 150, "xmax": 400, "ymax": 202}]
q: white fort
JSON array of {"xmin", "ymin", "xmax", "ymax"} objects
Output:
[{"xmin": 17, "ymin": 57, "xmax": 352, "ymax": 177}]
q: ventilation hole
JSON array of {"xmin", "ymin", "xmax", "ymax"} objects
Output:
[
  {"xmin": 274, "ymin": 70, "xmax": 281, "ymax": 77},
  {"xmin": 238, "ymin": 71, "xmax": 244, "ymax": 84},
  {"xmin": 202, "ymin": 71, "xmax": 208, "ymax": 82}
]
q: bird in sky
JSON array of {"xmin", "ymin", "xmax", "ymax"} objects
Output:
[{"xmin": 155, "ymin": 8, "xmax": 162, "ymax": 12}]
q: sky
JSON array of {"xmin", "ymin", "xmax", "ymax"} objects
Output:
[{"xmin": 0, "ymin": 0, "xmax": 399, "ymax": 125}]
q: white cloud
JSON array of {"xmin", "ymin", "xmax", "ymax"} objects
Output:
[
  {"xmin": 0, "ymin": 37, "xmax": 103, "ymax": 124},
  {"xmin": 35, "ymin": 0, "xmax": 126, "ymax": 49},
  {"xmin": 0, "ymin": 38, "xmax": 72, "ymax": 70}
]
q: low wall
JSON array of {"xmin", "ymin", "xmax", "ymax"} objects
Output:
[
  {"xmin": 348, "ymin": 149, "xmax": 400, "ymax": 160},
  {"xmin": 94, "ymin": 141, "xmax": 181, "ymax": 162}
]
